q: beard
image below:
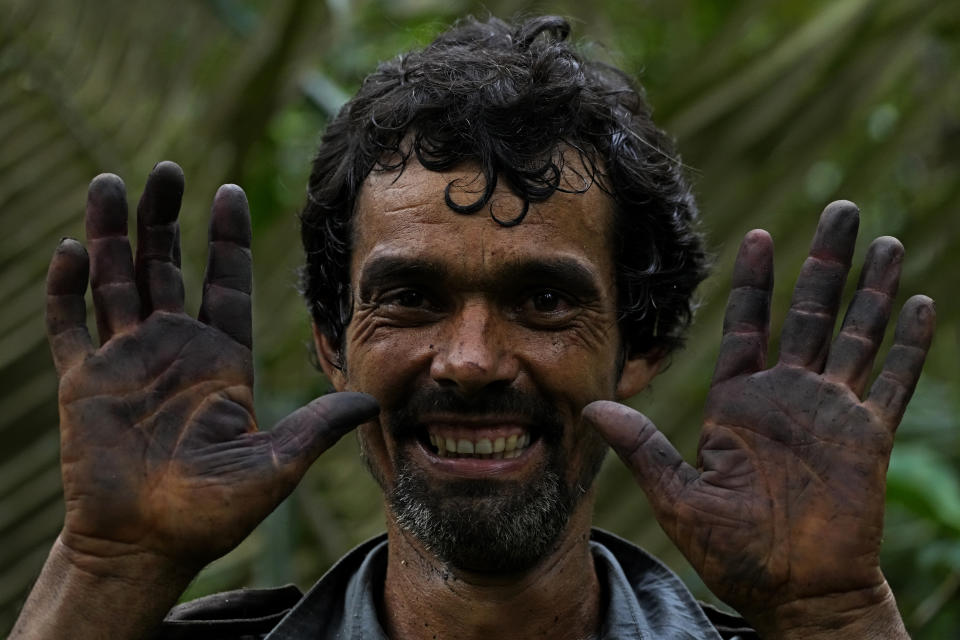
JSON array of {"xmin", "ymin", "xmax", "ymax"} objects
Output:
[{"xmin": 365, "ymin": 387, "xmax": 608, "ymax": 573}]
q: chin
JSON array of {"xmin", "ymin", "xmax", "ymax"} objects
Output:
[{"xmin": 386, "ymin": 443, "xmax": 593, "ymax": 573}]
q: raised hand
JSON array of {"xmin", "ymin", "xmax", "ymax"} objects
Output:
[
  {"xmin": 45, "ymin": 162, "xmax": 378, "ymax": 574},
  {"xmin": 585, "ymin": 201, "xmax": 934, "ymax": 636}
]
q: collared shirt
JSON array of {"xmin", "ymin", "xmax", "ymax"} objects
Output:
[{"xmin": 161, "ymin": 530, "xmax": 757, "ymax": 639}]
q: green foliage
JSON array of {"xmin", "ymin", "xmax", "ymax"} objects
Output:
[
  {"xmin": 883, "ymin": 377, "xmax": 960, "ymax": 632},
  {"xmin": 1, "ymin": 0, "xmax": 958, "ymax": 635}
]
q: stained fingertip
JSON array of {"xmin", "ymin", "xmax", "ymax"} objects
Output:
[
  {"xmin": 582, "ymin": 400, "xmax": 644, "ymax": 447},
  {"xmin": 866, "ymin": 235, "xmax": 904, "ymax": 261},
  {"xmin": 216, "ymin": 183, "xmax": 245, "ymax": 198},
  {"xmin": 151, "ymin": 160, "xmax": 185, "ymax": 180},
  {"xmin": 210, "ymin": 184, "xmax": 251, "ymax": 246},
  {"xmin": 738, "ymin": 229, "xmax": 774, "ymax": 263},
  {"xmin": 742, "ymin": 228, "xmax": 773, "ymax": 246},
  {"xmin": 313, "ymin": 391, "xmax": 381, "ymax": 428},
  {"xmin": 870, "ymin": 235, "xmax": 904, "ymax": 251},
  {"xmin": 858, "ymin": 236, "xmax": 903, "ymax": 291},
  {"xmin": 89, "ymin": 172, "xmax": 125, "ymax": 192},
  {"xmin": 47, "ymin": 239, "xmax": 89, "ymax": 295},
  {"xmin": 811, "ymin": 200, "xmax": 860, "ymax": 258},
  {"xmin": 87, "ymin": 173, "xmax": 126, "ymax": 205},
  {"xmin": 822, "ymin": 199, "xmax": 860, "ymax": 219},
  {"xmin": 86, "ymin": 173, "xmax": 129, "ymax": 238},
  {"xmin": 895, "ymin": 295, "xmax": 936, "ymax": 346},
  {"xmin": 582, "ymin": 399, "xmax": 630, "ymax": 423},
  {"xmin": 141, "ymin": 161, "xmax": 185, "ymax": 224},
  {"xmin": 146, "ymin": 161, "xmax": 185, "ymax": 196},
  {"xmin": 56, "ymin": 236, "xmax": 83, "ymax": 251},
  {"xmin": 215, "ymin": 184, "xmax": 248, "ymax": 205},
  {"xmin": 732, "ymin": 229, "xmax": 774, "ymax": 286}
]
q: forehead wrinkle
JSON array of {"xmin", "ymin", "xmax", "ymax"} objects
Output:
[
  {"xmin": 352, "ymin": 160, "xmax": 617, "ymax": 284},
  {"xmin": 358, "ymin": 158, "xmax": 613, "ymax": 232}
]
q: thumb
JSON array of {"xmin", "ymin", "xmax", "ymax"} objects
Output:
[
  {"xmin": 269, "ymin": 391, "xmax": 380, "ymax": 480},
  {"xmin": 582, "ymin": 400, "xmax": 697, "ymax": 510}
]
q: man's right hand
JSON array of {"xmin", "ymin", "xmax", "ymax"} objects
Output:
[{"xmin": 15, "ymin": 162, "xmax": 378, "ymax": 638}]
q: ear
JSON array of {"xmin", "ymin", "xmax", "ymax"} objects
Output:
[
  {"xmin": 614, "ymin": 352, "xmax": 662, "ymax": 400},
  {"xmin": 312, "ymin": 322, "xmax": 347, "ymax": 391}
]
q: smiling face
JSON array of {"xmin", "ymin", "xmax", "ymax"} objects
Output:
[{"xmin": 317, "ymin": 159, "xmax": 658, "ymax": 572}]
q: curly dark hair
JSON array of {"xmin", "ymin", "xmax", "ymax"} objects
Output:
[{"xmin": 300, "ymin": 15, "xmax": 709, "ymax": 365}]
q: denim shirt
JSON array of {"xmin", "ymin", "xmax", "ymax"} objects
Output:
[{"xmin": 162, "ymin": 530, "xmax": 756, "ymax": 640}]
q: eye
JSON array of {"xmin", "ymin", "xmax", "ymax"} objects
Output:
[
  {"xmin": 376, "ymin": 288, "xmax": 442, "ymax": 325},
  {"xmin": 531, "ymin": 291, "xmax": 562, "ymax": 313},
  {"xmin": 518, "ymin": 289, "xmax": 578, "ymax": 326},
  {"xmin": 394, "ymin": 289, "xmax": 425, "ymax": 308}
]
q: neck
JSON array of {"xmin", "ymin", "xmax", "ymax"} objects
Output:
[{"xmin": 380, "ymin": 501, "xmax": 601, "ymax": 640}]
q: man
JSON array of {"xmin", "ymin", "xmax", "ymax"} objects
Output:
[{"xmin": 12, "ymin": 15, "xmax": 933, "ymax": 639}]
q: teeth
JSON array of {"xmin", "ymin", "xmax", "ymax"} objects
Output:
[{"xmin": 429, "ymin": 432, "xmax": 530, "ymax": 458}]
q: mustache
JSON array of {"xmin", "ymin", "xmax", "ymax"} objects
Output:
[{"xmin": 386, "ymin": 387, "xmax": 565, "ymax": 442}]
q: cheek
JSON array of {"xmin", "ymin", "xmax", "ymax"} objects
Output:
[
  {"xmin": 519, "ymin": 326, "xmax": 621, "ymax": 399},
  {"xmin": 344, "ymin": 324, "xmax": 437, "ymax": 407}
]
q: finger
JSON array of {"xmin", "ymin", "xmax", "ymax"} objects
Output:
[
  {"xmin": 86, "ymin": 173, "xmax": 139, "ymax": 343},
  {"xmin": 823, "ymin": 237, "xmax": 902, "ymax": 396},
  {"xmin": 199, "ymin": 185, "xmax": 253, "ymax": 348},
  {"xmin": 269, "ymin": 392, "xmax": 380, "ymax": 480},
  {"xmin": 778, "ymin": 200, "xmax": 859, "ymax": 371},
  {"xmin": 582, "ymin": 400, "xmax": 698, "ymax": 514},
  {"xmin": 136, "ymin": 161, "xmax": 185, "ymax": 314},
  {"xmin": 865, "ymin": 295, "xmax": 935, "ymax": 426},
  {"xmin": 711, "ymin": 230, "xmax": 773, "ymax": 385},
  {"xmin": 45, "ymin": 239, "xmax": 95, "ymax": 375}
]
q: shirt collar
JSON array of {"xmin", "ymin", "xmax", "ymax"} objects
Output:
[{"xmin": 268, "ymin": 531, "xmax": 723, "ymax": 639}]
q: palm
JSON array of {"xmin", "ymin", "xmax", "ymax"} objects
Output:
[
  {"xmin": 686, "ymin": 366, "xmax": 888, "ymax": 605},
  {"xmin": 587, "ymin": 201, "xmax": 934, "ymax": 619},
  {"xmin": 59, "ymin": 313, "xmax": 265, "ymax": 562},
  {"xmin": 46, "ymin": 163, "xmax": 377, "ymax": 570}
]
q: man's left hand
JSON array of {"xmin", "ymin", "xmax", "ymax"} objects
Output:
[{"xmin": 584, "ymin": 201, "xmax": 934, "ymax": 638}]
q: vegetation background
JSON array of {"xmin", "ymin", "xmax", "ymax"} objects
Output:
[{"xmin": 1, "ymin": 0, "xmax": 958, "ymax": 635}]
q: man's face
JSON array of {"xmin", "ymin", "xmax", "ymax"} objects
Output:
[{"xmin": 320, "ymin": 160, "xmax": 655, "ymax": 572}]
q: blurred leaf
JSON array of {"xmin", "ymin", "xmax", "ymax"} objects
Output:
[{"xmin": 887, "ymin": 445, "xmax": 960, "ymax": 533}]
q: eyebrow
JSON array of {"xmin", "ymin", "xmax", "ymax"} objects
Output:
[
  {"xmin": 358, "ymin": 255, "xmax": 450, "ymax": 299},
  {"xmin": 358, "ymin": 254, "xmax": 603, "ymax": 301},
  {"xmin": 501, "ymin": 258, "xmax": 603, "ymax": 300}
]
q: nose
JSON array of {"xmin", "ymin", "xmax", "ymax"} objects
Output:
[{"xmin": 429, "ymin": 300, "xmax": 519, "ymax": 394}]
